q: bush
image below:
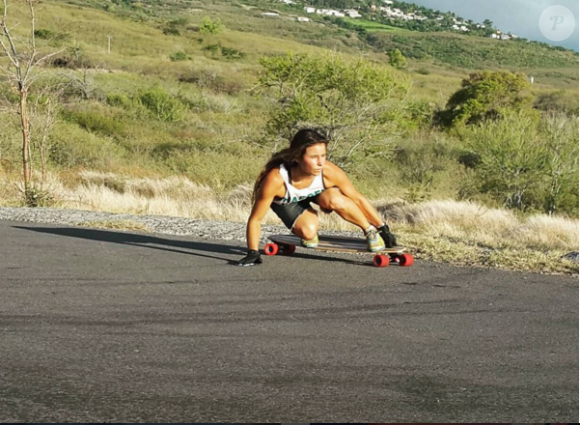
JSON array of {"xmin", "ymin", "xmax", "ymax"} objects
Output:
[
  {"xmin": 162, "ymin": 26, "xmax": 180, "ymax": 36},
  {"xmin": 34, "ymin": 29, "xmax": 70, "ymax": 43},
  {"xmin": 169, "ymin": 51, "xmax": 191, "ymax": 61},
  {"xmin": 34, "ymin": 29, "xmax": 55, "ymax": 39},
  {"xmin": 200, "ymin": 17, "xmax": 224, "ymax": 34},
  {"xmin": 457, "ymin": 111, "xmax": 580, "ymax": 214},
  {"xmin": 136, "ymin": 87, "xmax": 184, "ymax": 122},
  {"xmin": 23, "ymin": 186, "xmax": 57, "ymax": 208},
  {"xmin": 107, "ymin": 93, "xmax": 133, "ymax": 109},
  {"xmin": 49, "ymin": 45, "xmax": 94, "ymax": 69},
  {"xmin": 203, "ymin": 44, "xmax": 245, "ymax": 60},
  {"xmin": 221, "ymin": 46, "xmax": 245, "ymax": 60},
  {"xmin": 534, "ymin": 90, "xmax": 579, "ymax": 116},
  {"xmin": 178, "ymin": 70, "xmax": 243, "ymax": 94},
  {"xmin": 394, "ymin": 135, "xmax": 455, "ymax": 187},
  {"xmin": 379, "ymin": 100, "xmax": 435, "ymax": 134},
  {"xmin": 62, "ymin": 109, "xmax": 125, "ymax": 137},
  {"xmin": 388, "ymin": 48, "xmax": 407, "ymax": 69},
  {"xmin": 49, "ymin": 122, "xmax": 125, "ymax": 169}
]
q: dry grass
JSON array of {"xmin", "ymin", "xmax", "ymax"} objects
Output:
[
  {"xmin": 378, "ymin": 199, "xmax": 578, "ymax": 251},
  {"xmin": 0, "ymin": 171, "xmax": 577, "ymax": 274}
]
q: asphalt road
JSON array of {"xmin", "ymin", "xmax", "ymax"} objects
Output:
[{"xmin": 0, "ymin": 220, "xmax": 577, "ymax": 422}]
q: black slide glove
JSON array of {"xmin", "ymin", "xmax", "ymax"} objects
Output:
[
  {"xmin": 378, "ymin": 223, "xmax": 398, "ymax": 248},
  {"xmin": 237, "ymin": 250, "xmax": 263, "ymax": 267}
]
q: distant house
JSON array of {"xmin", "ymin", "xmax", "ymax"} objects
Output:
[
  {"xmin": 490, "ymin": 33, "xmax": 498, "ymax": 39},
  {"xmin": 452, "ymin": 24, "xmax": 459, "ymax": 30},
  {"xmin": 304, "ymin": 6, "xmax": 315, "ymax": 13},
  {"xmin": 317, "ymin": 9, "xmax": 344, "ymax": 17},
  {"xmin": 500, "ymin": 34, "xmax": 511, "ymax": 40},
  {"xmin": 279, "ymin": 0, "xmax": 294, "ymax": 4},
  {"xmin": 262, "ymin": 12, "xmax": 279, "ymax": 17},
  {"xmin": 296, "ymin": 16, "xmax": 310, "ymax": 22},
  {"xmin": 382, "ymin": 0, "xmax": 394, "ymax": 4},
  {"xmin": 460, "ymin": 25, "xmax": 469, "ymax": 31},
  {"xmin": 345, "ymin": 9, "xmax": 362, "ymax": 18}
]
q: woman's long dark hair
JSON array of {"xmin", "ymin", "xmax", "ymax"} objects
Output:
[{"xmin": 252, "ymin": 129, "xmax": 328, "ymax": 203}]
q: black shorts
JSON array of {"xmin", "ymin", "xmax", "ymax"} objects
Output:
[{"xmin": 270, "ymin": 196, "xmax": 320, "ymax": 230}]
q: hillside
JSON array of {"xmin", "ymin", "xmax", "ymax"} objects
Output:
[{"xmin": 52, "ymin": 0, "xmax": 579, "ymax": 77}]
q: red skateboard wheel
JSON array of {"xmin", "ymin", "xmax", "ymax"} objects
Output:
[
  {"xmin": 373, "ymin": 254, "xmax": 390, "ymax": 268},
  {"xmin": 398, "ymin": 253, "xmax": 414, "ymax": 266},
  {"xmin": 264, "ymin": 243, "xmax": 279, "ymax": 256},
  {"xmin": 280, "ymin": 244, "xmax": 296, "ymax": 255}
]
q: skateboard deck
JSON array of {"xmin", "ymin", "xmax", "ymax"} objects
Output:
[{"xmin": 266, "ymin": 234, "xmax": 414, "ymax": 267}]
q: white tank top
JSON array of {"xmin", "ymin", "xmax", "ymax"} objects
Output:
[{"xmin": 272, "ymin": 163, "xmax": 326, "ymax": 205}]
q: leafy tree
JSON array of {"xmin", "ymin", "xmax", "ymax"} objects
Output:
[
  {"xmin": 256, "ymin": 52, "xmax": 411, "ymax": 167},
  {"xmin": 436, "ymin": 71, "xmax": 534, "ymax": 128}
]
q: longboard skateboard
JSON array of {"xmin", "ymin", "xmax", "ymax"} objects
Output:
[{"xmin": 266, "ymin": 234, "xmax": 414, "ymax": 268}]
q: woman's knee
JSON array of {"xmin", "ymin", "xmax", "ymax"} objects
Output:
[
  {"xmin": 295, "ymin": 225, "xmax": 317, "ymax": 240},
  {"xmin": 292, "ymin": 210, "xmax": 319, "ymax": 239}
]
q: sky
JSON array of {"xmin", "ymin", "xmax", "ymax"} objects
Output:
[{"xmin": 405, "ymin": 0, "xmax": 579, "ymax": 51}]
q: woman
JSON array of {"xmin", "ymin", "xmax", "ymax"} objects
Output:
[{"xmin": 238, "ymin": 129, "xmax": 397, "ymax": 266}]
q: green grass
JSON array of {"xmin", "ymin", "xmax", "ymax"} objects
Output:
[
  {"xmin": 369, "ymin": 31, "xmax": 579, "ymax": 70},
  {"xmin": 341, "ymin": 17, "xmax": 406, "ymax": 32}
]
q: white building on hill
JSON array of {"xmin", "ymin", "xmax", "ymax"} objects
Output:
[
  {"xmin": 345, "ymin": 9, "xmax": 362, "ymax": 18},
  {"xmin": 315, "ymin": 8, "xmax": 345, "ymax": 17}
]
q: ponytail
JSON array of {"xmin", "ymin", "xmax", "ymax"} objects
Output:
[{"xmin": 251, "ymin": 148, "xmax": 292, "ymax": 203}]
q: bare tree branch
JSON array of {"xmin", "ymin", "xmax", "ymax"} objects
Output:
[{"xmin": 0, "ymin": 0, "xmax": 59, "ymax": 194}]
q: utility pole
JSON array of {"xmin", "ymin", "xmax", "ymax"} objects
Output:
[{"xmin": 107, "ymin": 35, "xmax": 112, "ymax": 54}]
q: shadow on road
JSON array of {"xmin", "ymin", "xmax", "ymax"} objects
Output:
[
  {"xmin": 14, "ymin": 225, "xmax": 246, "ymax": 265},
  {"xmin": 14, "ymin": 225, "xmax": 366, "ymax": 266}
]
